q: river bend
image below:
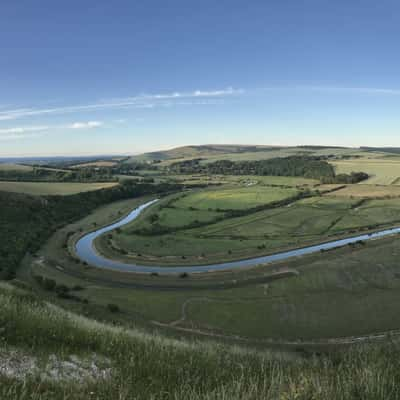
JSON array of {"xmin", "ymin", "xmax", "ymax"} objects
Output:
[{"xmin": 75, "ymin": 199, "xmax": 400, "ymax": 274}]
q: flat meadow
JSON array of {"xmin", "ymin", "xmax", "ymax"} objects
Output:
[{"xmin": 173, "ymin": 186, "xmax": 299, "ymax": 210}]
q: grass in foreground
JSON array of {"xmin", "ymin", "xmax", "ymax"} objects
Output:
[{"xmin": 2, "ymin": 282, "xmax": 400, "ymax": 399}]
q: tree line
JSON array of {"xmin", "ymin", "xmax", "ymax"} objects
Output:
[
  {"xmin": 169, "ymin": 156, "xmax": 368, "ymax": 183},
  {"xmin": 0, "ymin": 167, "xmax": 116, "ymax": 182}
]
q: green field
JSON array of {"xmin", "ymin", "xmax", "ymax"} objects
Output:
[
  {"xmin": 173, "ymin": 186, "xmax": 299, "ymax": 210},
  {"xmin": 177, "ymin": 237, "xmax": 400, "ymax": 339},
  {"xmin": 164, "ymin": 173, "xmax": 318, "ymax": 187},
  {"xmin": 98, "ymin": 189, "xmax": 400, "ymax": 265},
  {"xmin": 99, "ymin": 186, "xmax": 312, "ymax": 264},
  {"xmin": 0, "ymin": 181, "xmax": 119, "ymax": 195}
]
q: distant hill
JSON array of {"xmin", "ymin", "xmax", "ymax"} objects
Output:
[
  {"xmin": 361, "ymin": 147, "xmax": 400, "ymax": 155},
  {"xmin": 127, "ymin": 144, "xmax": 362, "ymax": 164},
  {"xmin": 128, "ymin": 144, "xmax": 287, "ymax": 163}
]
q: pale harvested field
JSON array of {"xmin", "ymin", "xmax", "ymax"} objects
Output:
[
  {"xmin": 0, "ymin": 181, "xmax": 118, "ymax": 195},
  {"xmin": 326, "ymin": 184, "xmax": 400, "ymax": 198},
  {"xmin": 0, "ymin": 163, "xmax": 33, "ymax": 171},
  {"xmin": 71, "ymin": 161, "xmax": 118, "ymax": 168},
  {"xmin": 332, "ymin": 158, "xmax": 400, "ymax": 185}
]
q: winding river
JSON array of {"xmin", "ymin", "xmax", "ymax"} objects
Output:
[{"xmin": 75, "ymin": 199, "xmax": 400, "ymax": 274}]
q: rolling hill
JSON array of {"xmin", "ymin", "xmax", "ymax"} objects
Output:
[{"xmin": 127, "ymin": 144, "xmax": 279, "ymax": 163}]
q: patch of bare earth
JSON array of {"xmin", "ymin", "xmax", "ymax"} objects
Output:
[{"xmin": 0, "ymin": 347, "xmax": 112, "ymax": 383}]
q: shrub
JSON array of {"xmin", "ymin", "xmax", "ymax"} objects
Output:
[
  {"xmin": 107, "ymin": 303, "xmax": 120, "ymax": 313},
  {"xmin": 43, "ymin": 278, "xmax": 56, "ymax": 291}
]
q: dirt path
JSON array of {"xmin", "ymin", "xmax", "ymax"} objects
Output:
[
  {"xmin": 153, "ymin": 319, "xmax": 400, "ymax": 347},
  {"xmin": 169, "ymin": 297, "xmax": 212, "ymax": 326}
]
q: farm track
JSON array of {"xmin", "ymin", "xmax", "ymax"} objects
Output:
[{"xmin": 153, "ymin": 319, "xmax": 400, "ymax": 347}]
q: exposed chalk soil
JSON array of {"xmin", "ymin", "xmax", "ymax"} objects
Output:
[{"xmin": 0, "ymin": 347, "xmax": 112, "ymax": 383}]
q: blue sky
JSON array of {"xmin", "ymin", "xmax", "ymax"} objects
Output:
[{"xmin": 1, "ymin": 0, "xmax": 400, "ymax": 156}]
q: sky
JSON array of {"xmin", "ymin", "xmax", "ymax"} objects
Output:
[{"xmin": 1, "ymin": 0, "xmax": 400, "ymax": 156}]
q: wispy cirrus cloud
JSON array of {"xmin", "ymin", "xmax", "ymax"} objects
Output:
[
  {"xmin": 295, "ymin": 86, "xmax": 400, "ymax": 95},
  {"xmin": 0, "ymin": 125, "xmax": 49, "ymax": 141},
  {"xmin": 0, "ymin": 125, "xmax": 49, "ymax": 135},
  {"xmin": 0, "ymin": 88, "xmax": 242, "ymax": 122},
  {"xmin": 0, "ymin": 120, "xmax": 104, "ymax": 141},
  {"xmin": 256, "ymin": 85, "xmax": 400, "ymax": 96}
]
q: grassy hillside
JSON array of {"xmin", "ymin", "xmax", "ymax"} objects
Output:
[
  {"xmin": 129, "ymin": 144, "xmax": 369, "ymax": 166},
  {"xmin": 3, "ymin": 282, "xmax": 400, "ymax": 399},
  {"xmin": 128, "ymin": 144, "xmax": 276, "ymax": 162}
]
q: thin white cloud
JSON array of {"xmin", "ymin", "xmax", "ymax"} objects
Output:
[
  {"xmin": 68, "ymin": 121, "xmax": 103, "ymax": 129},
  {"xmin": 0, "ymin": 134, "xmax": 38, "ymax": 141},
  {"xmin": 0, "ymin": 125, "xmax": 49, "ymax": 135},
  {"xmin": 0, "ymin": 108, "xmax": 37, "ymax": 121},
  {"xmin": 0, "ymin": 120, "xmax": 104, "ymax": 141},
  {"xmin": 296, "ymin": 86, "xmax": 400, "ymax": 95},
  {"xmin": 256, "ymin": 85, "xmax": 400, "ymax": 96},
  {"xmin": 0, "ymin": 88, "xmax": 241, "ymax": 122},
  {"xmin": 0, "ymin": 125, "xmax": 49, "ymax": 141},
  {"xmin": 193, "ymin": 87, "xmax": 242, "ymax": 97},
  {"xmin": 0, "ymin": 133, "xmax": 45, "ymax": 141}
]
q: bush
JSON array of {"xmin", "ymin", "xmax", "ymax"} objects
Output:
[
  {"xmin": 107, "ymin": 303, "xmax": 120, "ymax": 313},
  {"xmin": 33, "ymin": 274, "xmax": 44, "ymax": 286},
  {"xmin": 43, "ymin": 278, "xmax": 56, "ymax": 291},
  {"xmin": 55, "ymin": 284, "xmax": 69, "ymax": 295}
]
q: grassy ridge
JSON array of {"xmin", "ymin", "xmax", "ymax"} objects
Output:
[{"xmin": 129, "ymin": 144, "xmax": 366, "ymax": 165}]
